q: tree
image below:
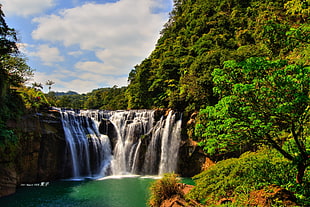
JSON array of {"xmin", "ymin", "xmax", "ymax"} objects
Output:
[
  {"xmin": 0, "ymin": 4, "xmax": 18, "ymax": 99},
  {"xmin": 32, "ymin": 82, "xmax": 43, "ymax": 91},
  {"xmin": 0, "ymin": 6, "xmax": 35, "ymax": 127},
  {"xmin": 195, "ymin": 57, "xmax": 310, "ymax": 183},
  {"xmin": 45, "ymin": 80, "xmax": 55, "ymax": 92},
  {"xmin": 285, "ymin": 0, "xmax": 310, "ymax": 23},
  {"xmin": 4, "ymin": 55, "xmax": 33, "ymax": 87}
]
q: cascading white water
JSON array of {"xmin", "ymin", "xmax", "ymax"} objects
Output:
[
  {"xmin": 108, "ymin": 110, "xmax": 155, "ymax": 175},
  {"xmin": 59, "ymin": 109, "xmax": 182, "ymax": 178},
  {"xmin": 60, "ymin": 109, "xmax": 112, "ymax": 179},
  {"xmin": 159, "ymin": 111, "xmax": 182, "ymax": 174}
]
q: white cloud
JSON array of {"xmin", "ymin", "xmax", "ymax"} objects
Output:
[
  {"xmin": 16, "ymin": 43, "xmax": 29, "ymax": 53},
  {"xmin": 31, "ymin": 0, "xmax": 169, "ymax": 77},
  {"xmin": 31, "ymin": 70, "xmax": 128, "ymax": 94},
  {"xmin": 75, "ymin": 61, "xmax": 116, "ymax": 75},
  {"xmin": 30, "ymin": 44, "xmax": 64, "ymax": 66},
  {"xmin": 2, "ymin": 0, "xmax": 55, "ymax": 17},
  {"xmin": 22, "ymin": 0, "xmax": 172, "ymax": 93},
  {"xmin": 60, "ymin": 79, "xmax": 102, "ymax": 94},
  {"xmin": 68, "ymin": 50, "xmax": 83, "ymax": 57}
]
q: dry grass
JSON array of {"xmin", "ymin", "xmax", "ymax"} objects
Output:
[{"xmin": 149, "ymin": 173, "xmax": 184, "ymax": 207}]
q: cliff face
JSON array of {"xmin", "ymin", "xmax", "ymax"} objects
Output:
[{"xmin": 0, "ymin": 111, "xmax": 66, "ymax": 197}]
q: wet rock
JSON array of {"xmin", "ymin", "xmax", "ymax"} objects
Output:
[
  {"xmin": 99, "ymin": 119, "xmax": 118, "ymax": 150},
  {"xmin": 0, "ymin": 163, "xmax": 17, "ymax": 197},
  {"xmin": 178, "ymin": 139, "xmax": 207, "ymax": 177}
]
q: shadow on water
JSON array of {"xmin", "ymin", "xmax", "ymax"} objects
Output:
[{"xmin": 0, "ymin": 177, "xmax": 154, "ymax": 207}]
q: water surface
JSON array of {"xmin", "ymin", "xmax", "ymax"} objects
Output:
[{"xmin": 0, "ymin": 176, "xmax": 155, "ymax": 207}]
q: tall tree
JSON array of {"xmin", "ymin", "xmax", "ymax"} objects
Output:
[
  {"xmin": 0, "ymin": 6, "xmax": 33, "ymax": 123},
  {"xmin": 0, "ymin": 4, "xmax": 18, "ymax": 99}
]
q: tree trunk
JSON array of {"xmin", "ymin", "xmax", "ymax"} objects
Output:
[
  {"xmin": 296, "ymin": 162, "xmax": 306, "ymax": 184},
  {"xmin": 0, "ymin": 69, "xmax": 8, "ymax": 101}
]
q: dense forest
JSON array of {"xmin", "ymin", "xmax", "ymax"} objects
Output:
[
  {"xmin": 143, "ymin": 0, "xmax": 309, "ymax": 206},
  {"xmin": 0, "ymin": 0, "xmax": 309, "ymax": 206}
]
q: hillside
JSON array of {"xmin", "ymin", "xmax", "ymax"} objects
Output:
[
  {"xmin": 126, "ymin": 0, "xmax": 309, "ymax": 112},
  {"xmin": 139, "ymin": 0, "xmax": 310, "ymax": 206}
]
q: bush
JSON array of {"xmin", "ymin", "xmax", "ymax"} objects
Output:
[
  {"xmin": 187, "ymin": 148, "xmax": 310, "ymax": 206},
  {"xmin": 17, "ymin": 87, "xmax": 50, "ymax": 111},
  {"xmin": 149, "ymin": 173, "xmax": 184, "ymax": 207}
]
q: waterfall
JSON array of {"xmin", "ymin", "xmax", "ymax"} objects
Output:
[
  {"xmin": 159, "ymin": 111, "xmax": 182, "ymax": 174},
  {"xmin": 60, "ymin": 109, "xmax": 112, "ymax": 179},
  {"xmin": 109, "ymin": 110, "xmax": 155, "ymax": 175},
  {"xmin": 59, "ymin": 109, "xmax": 182, "ymax": 178}
]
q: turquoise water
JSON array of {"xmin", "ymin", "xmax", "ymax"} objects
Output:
[{"xmin": 0, "ymin": 176, "xmax": 156, "ymax": 207}]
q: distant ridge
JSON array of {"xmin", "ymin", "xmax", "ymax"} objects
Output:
[{"xmin": 53, "ymin": 91, "xmax": 79, "ymax": 96}]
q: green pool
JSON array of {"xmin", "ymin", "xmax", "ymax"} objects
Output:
[{"xmin": 0, "ymin": 176, "xmax": 156, "ymax": 207}]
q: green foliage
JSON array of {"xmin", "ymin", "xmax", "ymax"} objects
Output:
[
  {"xmin": 196, "ymin": 57, "xmax": 309, "ymax": 152},
  {"xmin": 84, "ymin": 86, "xmax": 128, "ymax": 110},
  {"xmin": 55, "ymin": 93, "xmax": 87, "ymax": 109},
  {"xmin": 149, "ymin": 173, "xmax": 184, "ymax": 207},
  {"xmin": 0, "ymin": 123, "xmax": 16, "ymax": 147},
  {"xmin": 0, "ymin": 122, "xmax": 19, "ymax": 160},
  {"xmin": 187, "ymin": 149, "xmax": 310, "ymax": 206},
  {"xmin": 285, "ymin": 0, "xmax": 310, "ymax": 22},
  {"xmin": 0, "ymin": 8, "xmax": 18, "ymax": 56},
  {"xmin": 51, "ymin": 86, "xmax": 128, "ymax": 110},
  {"xmin": 17, "ymin": 87, "xmax": 50, "ymax": 111},
  {"xmin": 196, "ymin": 57, "xmax": 310, "ymax": 182},
  {"xmin": 0, "ymin": 7, "xmax": 36, "ymax": 153},
  {"xmin": 126, "ymin": 0, "xmax": 307, "ymax": 113}
]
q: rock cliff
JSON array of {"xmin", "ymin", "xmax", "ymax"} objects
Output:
[{"xmin": 0, "ymin": 111, "xmax": 66, "ymax": 197}]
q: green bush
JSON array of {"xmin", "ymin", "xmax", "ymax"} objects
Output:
[
  {"xmin": 17, "ymin": 87, "xmax": 50, "ymax": 111},
  {"xmin": 187, "ymin": 148, "xmax": 310, "ymax": 206},
  {"xmin": 149, "ymin": 173, "xmax": 184, "ymax": 207}
]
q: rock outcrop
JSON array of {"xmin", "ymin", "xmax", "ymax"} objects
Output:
[
  {"xmin": 178, "ymin": 139, "xmax": 207, "ymax": 177},
  {"xmin": 160, "ymin": 184, "xmax": 201, "ymax": 207}
]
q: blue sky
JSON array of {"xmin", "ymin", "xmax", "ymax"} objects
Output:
[{"xmin": 2, "ymin": 0, "xmax": 173, "ymax": 93}]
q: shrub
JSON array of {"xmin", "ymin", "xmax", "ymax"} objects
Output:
[
  {"xmin": 17, "ymin": 87, "xmax": 49, "ymax": 111},
  {"xmin": 187, "ymin": 148, "xmax": 310, "ymax": 206},
  {"xmin": 149, "ymin": 173, "xmax": 183, "ymax": 207}
]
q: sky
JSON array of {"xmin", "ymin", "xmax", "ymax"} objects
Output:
[{"xmin": 2, "ymin": 0, "xmax": 173, "ymax": 94}]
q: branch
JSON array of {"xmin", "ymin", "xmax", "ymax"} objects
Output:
[
  {"xmin": 292, "ymin": 122, "xmax": 308, "ymax": 160},
  {"xmin": 265, "ymin": 134, "xmax": 294, "ymax": 160}
]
